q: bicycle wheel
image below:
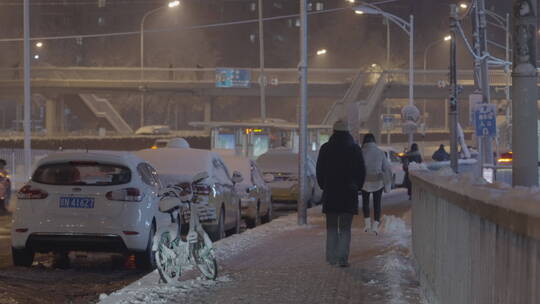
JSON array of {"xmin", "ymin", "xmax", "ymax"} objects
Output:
[
  {"xmin": 155, "ymin": 231, "xmax": 181, "ymax": 283},
  {"xmin": 190, "ymin": 231, "xmax": 218, "ymax": 280}
]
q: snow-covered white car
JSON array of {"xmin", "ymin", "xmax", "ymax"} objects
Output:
[
  {"xmin": 379, "ymin": 146, "xmax": 405, "ymax": 188},
  {"xmin": 256, "ymin": 148, "xmax": 322, "ymax": 206},
  {"xmin": 11, "ymin": 152, "xmax": 168, "ymax": 269},
  {"xmin": 218, "ymin": 153, "xmax": 272, "ymax": 228},
  {"xmin": 136, "ymin": 147, "xmax": 241, "ymax": 241}
]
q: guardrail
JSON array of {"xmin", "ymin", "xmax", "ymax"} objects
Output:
[
  {"xmin": 411, "ymin": 170, "xmax": 540, "ymax": 304},
  {"xmin": 0, "ymin": 66, "xmax": 514, "ymax": 87}
]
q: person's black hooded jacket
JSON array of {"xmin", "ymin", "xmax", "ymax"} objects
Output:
[{"xmin": 316, "ymin": 131, "xmax": 366, "ymax": 214}]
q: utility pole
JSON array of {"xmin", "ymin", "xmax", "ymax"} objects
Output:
[
  {"xmin": 512, "ymin": 0, "xmax": 538, "ymax": 187},
  {"xmin": 23, "ymin": 0, "xmax": 32, "ymax": 180},
  {"xmin": 298, "ymin": 0, "xmax": 308, "ymax": 225},
  {"xmin": 258, "ymin": 0, "xmax": 267, "ymax": 121},
  {"xmin": 477, "ymin": 0, "xmax": 493, "ymax": 168},
  {"xmin": 449, "ymin": 5, "xmax": 459, "ymax": 173}
]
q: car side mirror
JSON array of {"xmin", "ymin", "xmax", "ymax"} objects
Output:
[
  {"xmin": 193, "ymin": 171, "xmax": 209, "ymax": 184},
  {"xmin": 263, "ymin": 174, "xmax": 274, "ymax": 183},
  {"xmin": 231, "ymin": 171, "xmax": 244, "ymax": 184}
]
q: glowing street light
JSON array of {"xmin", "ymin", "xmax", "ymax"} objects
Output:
[
  {"xmin": 33, "ymin": 54, "xmax": 39, "ymax": 60},
  {"xmin": 35, "ymin": 42, "xmax": 43, "ymax": 48},
  {"xmin": 168, "ymin": 0, "xmax": 180, "ymax": 8},
  {"xmin": 459, "ymin": 3, "xmax": 468, "ymax": 9},
  {"xmin": 316, "ymin": 49, "xmax": 327, "ymax": 56},
  {"xmin": 444, "ymin": 35, "xmax": 452, "ymax": 41},
  {"xmin": 354, "ymin": 10, "xmax": 364, "ymax": 15},
  {"xmin": 346, "ymin": 0, "xmax": 355, "ymax": 3}
]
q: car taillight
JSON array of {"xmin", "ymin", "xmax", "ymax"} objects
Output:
[
  {"xmin": 193, "ymin": 184, "xmax": 211, "ymax": 196},
  {"xmin": 17, "ymin": 185, "xmax": 48, "ymax": 200},
  {"xmin": 106, "ymin": 188, "xmax": 143, "ymax": 202}
]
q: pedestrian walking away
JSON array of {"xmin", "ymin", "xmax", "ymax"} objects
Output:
[
  {"xmin": 316, "ymin": 119, "xmax": 365, "ymax": 268},
  {"xmin": 402, "ymin": 143, "xmax": 423, "ymax": 200},
  {"xmin": 360, "ymin": 134, "xmax": 392, "ymax": 235},
  {"xmin": 432, "ymin": 144, "xmax": 450, "ymax": 162}
]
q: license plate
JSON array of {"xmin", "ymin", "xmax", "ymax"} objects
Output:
[{"xmin": 59, "ymin": 197, "xmax": 95, "ymax": 209}]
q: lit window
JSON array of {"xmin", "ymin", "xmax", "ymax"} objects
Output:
[
  {"xmin": 97, "ymin": 16, "xmax": 105, "ymax": 26},
  {"xmin": 315, "ymin": 2, "xmax": 324, "ymax": 11}
]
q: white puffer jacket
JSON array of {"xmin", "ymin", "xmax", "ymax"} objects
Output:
[{"xmin": 361, "ymin": 142, "xmax": 392, "ymax": 192}]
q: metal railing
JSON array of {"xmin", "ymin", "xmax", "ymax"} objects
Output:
[{"xmin": 0, "ymin": 66, "xmax": 515, "ymax": 87}]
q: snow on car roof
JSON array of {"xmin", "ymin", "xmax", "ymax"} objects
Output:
[
  {"xmin": 220, "ymin": 155, "xmax": 251, "ymax": 180},
  {"xmin": 257, "ymin": 150, "xmax": 307, "ymax": 174},
  {"xmin": 36, "ymin": 151, "xmax": 143, "ymax": 168},
  {"xmin": 135, "ymin": 148, "xmax": 216, "ymax": 177}
]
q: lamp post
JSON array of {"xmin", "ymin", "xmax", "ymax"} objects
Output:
[
  {"xmin": 139, "ymin": 0, "xmax": 180, "ymax": 128},
  {"xmin": 422, "ymin": 35, "xmax": 451, "ymax": 134},
  {"xmin": 354, "ymin": 3, "xmax": 415, "ymax": 146}
]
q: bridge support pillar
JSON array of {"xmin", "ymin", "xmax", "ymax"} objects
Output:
[
  {"xmin": 367, "ymin": 100, "xmax": 383, "ymax": 143},
  {"xmin": 203, "ymin": 98, "xmax": 214, "ymax": 131},
  {"xmin": 45, "ymin": 99, "xmax": 57, "ymax": 136}
]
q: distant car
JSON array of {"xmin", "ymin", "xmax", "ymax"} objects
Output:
[
  {"xmin": 218, "ymin": 153, "xmax": 272, "ymax": 228},
  {"xmin": 11, "ymin": 152, "xmax": 169, "ymax": 269},
  {"xmin": 135, "ymin": 125, "xmax": 171, "ymax": 135},
  {"xmin": 136, "ymin": 147, "xmax": 241, "ymax": 241},
  {"xmin": 498, "ymin": 151, "xmax": 513, "ymax": 166},
  {"xmin": 379, "ymin": 146, "xmax": 406, "ymax": 188},
  {"xmin": 151, "ymin": 138, "xmax": 190, "ymax": 150},
  {"xmin": 256, "ymin": 148, "xmax": 321, "ymax": 206}
]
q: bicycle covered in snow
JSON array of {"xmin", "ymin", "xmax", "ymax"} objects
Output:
[{"xmin": 154, "ymin": 172, "xmax": 218, "ymax": 283}]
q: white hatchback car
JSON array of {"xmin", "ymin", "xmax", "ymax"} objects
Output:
[
  {"xmin": 11, "ymin": 152, "xmax": 168, "ymax": 269},
  {"xmin": 379, "ymin": 146, "xmax": 406, "ymax": 188}
]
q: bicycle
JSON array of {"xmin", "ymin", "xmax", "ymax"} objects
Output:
[{"xmin": 153, "ymin": 172, "xmax": 218, "ymax": 283}]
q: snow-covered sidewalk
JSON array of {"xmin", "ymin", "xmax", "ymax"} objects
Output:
[{"xmin": 99, "ymin": 190, "xmax": 426, "ymax": 304}]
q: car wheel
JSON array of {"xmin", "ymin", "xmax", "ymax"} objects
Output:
[
  {"xmin": 135, "ymin": 222, "xmax": 157, "ymax": 270},
  {"xmin": 208, "ymin": 207, "xmax": 225, "ymax": 242},
  {"xmin": 12, "ymin": 247, "xmax": 34, "ymax": 267},
  {"xmin": 261, "ymin": 200, "xmax": 273, "ymax": 223},
  {"xmin": 227, "ymin": 202, "xmax": 241, "ymax": 236}
]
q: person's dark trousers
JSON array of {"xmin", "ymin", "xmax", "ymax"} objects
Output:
[
  {"xmin": 361, "ymin": 188, "xmax": 384, "ymax": 222},
  {"xmin": 404, "ymin": 172, "xmax": 412, "ymax": 199},
  {"xmin": 326, "ymin": 213, "xmax": 354, "ymax": 265}
]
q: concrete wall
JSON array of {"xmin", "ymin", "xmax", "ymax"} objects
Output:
[{"xmin": 411, "ymin": 172, "xmax": 540, "ymax": 304}]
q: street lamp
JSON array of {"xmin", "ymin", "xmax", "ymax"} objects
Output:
[
  {"xmin": 459, "ymin": 3, "xmax": 468, "ymax": 9},
  {"xmin": 316, "ymin": 49, "xmax": 327, "ymax": 56},
  {"xmin": 423, "ymin": 35, "xmax": 452, "ymax": 71},
  {"xmin": 139, "ymin": 0, "xmax": 180, "ymax": 127},
  {"xmin": 35, "ymin": 42, "xmax": 43, "ymax": 48},
  {"xmin": 353, "ymin": 2, "xmax": 415, "ymax": 146}
]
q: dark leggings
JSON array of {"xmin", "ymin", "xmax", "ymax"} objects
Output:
[{"xmin": 361, "ymin": 188, "xmax": 384, "ymax": 222}]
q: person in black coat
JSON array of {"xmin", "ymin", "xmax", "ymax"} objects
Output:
[
  {"xmin": 402, "ymin": 143, "xmax": 423, "ymax": 200},
  {"xmin": 316, "ymin": 119, "xmax": 365, "ymax": 267},
  {"xmin": 432, "ymin": 144, "xmax": 450, "ymax": 161}
]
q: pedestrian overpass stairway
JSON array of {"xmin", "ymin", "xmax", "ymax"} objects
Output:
[
  {"xmin": 323, "ymin": 72, "xmax": 387, "ymax": 130},
  {"xmin": 78, "ymin": 94, "xmax": 133, "ymax": 135}
]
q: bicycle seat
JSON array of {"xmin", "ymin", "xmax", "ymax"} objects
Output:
[{"xmin": 159, "ymin": 196, "xmax": 184, "ymax": 213}]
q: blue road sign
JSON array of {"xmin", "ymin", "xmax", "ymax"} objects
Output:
[
  {"xmin": 474, "ymin": 103, "xmax": 497, "ymax": 137},
  {"xmin": 215, "ymin": 68, "xmax": 251, "ymax": 88}
]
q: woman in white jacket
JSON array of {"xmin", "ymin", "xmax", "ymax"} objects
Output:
[{"xmin": 361, "ymin": 134, "xmax": 392, "ymax": 235}]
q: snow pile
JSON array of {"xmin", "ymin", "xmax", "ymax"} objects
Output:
[
  {"xmin": 414, "ymin": 170, "xmax": 540, "ymax": 220},
  {"xmin": 378, "ymin": 212, "xmax": 428, "ymax": 304},
  {"xmin": 408, "ymin": 162, "xmax": 428, "ymax": 171},
  {"xmin": 435, "ymin": 166, "xmax": 456, "ymax": 177}
]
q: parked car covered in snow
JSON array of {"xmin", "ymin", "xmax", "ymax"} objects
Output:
[
  {"xmin": 218, "ymin": 152, "xmax": 272, "ymax": 228},
  {"xmin": 135, "ymin": 125, "xmax": 171, "ymax": 135},
  {"xmin": 256, "ymin": 148, "xmax": 322, "ymax": 206},
  {"xmin": 379, "ymin": 146, "xmax": 406, "ymax": 188},
  {"xmin": 11, "ymin": 152, "xmax": 168, "ymax": 269},
  {"xmin": 136, "ymin": 147, "xmax": 241, "ymax": 241}
]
